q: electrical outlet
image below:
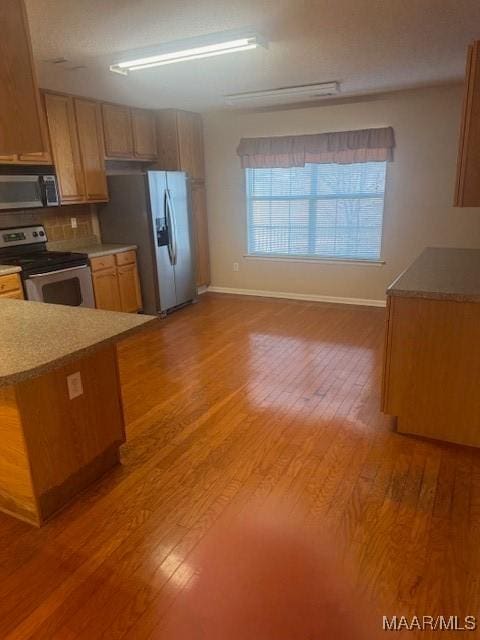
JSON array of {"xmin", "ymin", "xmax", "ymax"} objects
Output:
[
  {"xmin": 70, "ymin": 217, "xmax": 77, "ymax": 229},
  {"xmin": 233, "ymin": 262, "xmax": 239, "ymax": 272},
  {"xmin": 67, "ymin": 372, "xmax": 83, "ymax": 400}
]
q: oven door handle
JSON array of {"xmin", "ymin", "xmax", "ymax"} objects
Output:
[{"xmin": 28, "ymin": 265, "xmax": 90, "ymax": 278}]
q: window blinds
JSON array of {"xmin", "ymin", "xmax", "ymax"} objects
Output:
[{"xmin": 246, "ymin": 161, "xmax": 386, "ymax": 261}]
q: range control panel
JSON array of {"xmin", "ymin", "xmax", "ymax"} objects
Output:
[{"xmin": 0, "ymin": 225, "xmax": 47, "ymax": 248}]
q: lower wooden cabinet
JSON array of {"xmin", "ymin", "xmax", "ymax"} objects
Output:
[
  {"xmin": 117, "ymin": 263, "xmax": 142, "ymax": 312},
  {"xmin": 0, "ymin": 273, "xmax": 24, "ymax": 299},
  {"xmin": 92, "ymin": 266, "xmax": 121, "ymax": 311},
  {"xmin": 91, "ymin": 251, "xmax": 142, "ymax": 313}
]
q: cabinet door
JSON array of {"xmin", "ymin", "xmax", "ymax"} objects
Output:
[
  {"xmin": 156, "ymin": 110, "xmax": 180, "ymax": 170},
  {"xmin": 18, "ymin": 93, "xmax": 52, "ymax": 164},
  {"xmin": 92, "ymin": 267, "xmax": 122, "ymax": 311},
  {"xmin": 0, "ymin": 155, "xmax": 17, "ymax": 163},
  {"xmin": 176, "ymin": 111, "xmax": 205, "ymax": 181},
  {"xmin": 0, "ymin": 0, "xmax": 44, "ymax": 154},
  {"xmin": 102, "ymin": 104, "xmax": 134, "ymax": 158},
  {"xmin": 455, "ymin": 41, "xmax": 480, "ymax": 206},
  {"xmin": 74, "ymin": 99, "xmax": 108, "ymax": 202},
  {"xmin": 191, "ymin": 184, "xmax": 210, "ymax": 287},
  {"xmin": 131, "ymin": 109, "xmax": 157, "ymax": 160},
  {"xmin": 117, "ymin": 263, "xmax": 142, "ymax": 312},
  {"xmin": 44, "ymin": 93, "xmax": 85, "ymax": 203}
]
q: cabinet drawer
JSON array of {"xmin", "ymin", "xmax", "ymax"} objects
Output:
[
  {"xmin": 0, "ymin": 288, "xmax": 24, "ymax": 299},
  {"xmin": 90, "ymin": 254, "xmax": 116, "ymax": 272},
  {"xmin": 0, "ymin": 273, "xmax": 22, "ymax": 294},
  {"xmin": 115, "ymin": 250, "xmax": 136, "ymax": 266}
]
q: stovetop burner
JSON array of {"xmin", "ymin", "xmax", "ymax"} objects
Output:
[{"xmin": 0, "ymin": 225, "xmax": 89, "ymax": 276}]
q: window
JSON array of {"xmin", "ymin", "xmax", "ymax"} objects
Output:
[{"xmin": 246, "ymin": 161, "xmax": 387, "ymax": 261}]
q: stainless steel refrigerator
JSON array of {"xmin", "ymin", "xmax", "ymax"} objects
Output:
[{"xmin": 99, "ymin": 171, "xmax": 197, "ymax": 315}]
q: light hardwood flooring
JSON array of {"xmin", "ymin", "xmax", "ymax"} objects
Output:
[{"xmin": 0, "ymin": 293, "xmax": 478, "ymax": 638}]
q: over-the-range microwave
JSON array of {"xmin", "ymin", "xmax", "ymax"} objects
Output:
[{"xmin": 0, "ymin": 167, "xmax": 59, "ymax": 211}]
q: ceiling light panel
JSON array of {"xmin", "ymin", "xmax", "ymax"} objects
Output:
[
  {"xmin": 110, "ymin": 32, "xmax": 266, "ymax": 75},
  {"xmin": 225, "ymin": 82, "xmax": 340, "ymax": 107}
]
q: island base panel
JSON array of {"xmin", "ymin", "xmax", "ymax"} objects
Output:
[
  {"xmin": 382, "ymin": 295, "xmax": 480, "ymax": 448},
  {"xmin": 0, "ymin": 344, "xmax": 126, "ymax": 526}
]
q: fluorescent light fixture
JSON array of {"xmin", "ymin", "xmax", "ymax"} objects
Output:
[
  {"xmin": 225, "ymin": 82, "xmax": 340, "ymax": 107},
  {"xmin": 110, "ymin": 33, "xmax": 266, "ymax": 74}
]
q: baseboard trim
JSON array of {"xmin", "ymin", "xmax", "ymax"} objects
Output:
[
  {"xmin": 197, "ymin": 285, "xmax": 209, "ymax": 295},
  {"xmin": 207, "ymin": 286, "xmax": 387, "ymax": 308}
]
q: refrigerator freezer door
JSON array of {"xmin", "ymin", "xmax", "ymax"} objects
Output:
[
  {"xmin": 166, "ymin": 172, "xmax": 197, "ymax": 307},
  {"xmin": 147, "ymin": 172, "xmax": 177, "ymax": 312}
]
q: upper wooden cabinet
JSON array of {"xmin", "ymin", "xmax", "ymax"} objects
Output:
[
  {"xmin": 44, "ymin": 93, "xmax": 85, "ymax": 204},
  {"xmin": 74, "ymin": 99, "xmax": 108, "ymax": 202},
  {"xmin": 131, "ymin": 108, "xmax": 157, "ymax": 160},
  {"xmin": 18, "ymin": 93, "xmax": 53, "ymax": 164},
  {"xmin": 103, "ymin": 103, "xmax": 157, "ymax": 161},
  {"xmin": 0, "ymin": 0, "xmax": 44, "ymax": 155},
  {"xmin": 0, "ymin": 94, "xmax": 52, "ymax": 165},
  {"xmin": 102, "ymin": 104, "xmax": 134, "ymax": 159},
  {"xmin": 156, "ymin": 110, "xmax": 205, "ymax": 181},
  {"xmin": 455, "ymin": 41, "xmax": 480, "ymax": 207},
  {"xmin": 45, "ymin": 92, "xmax": 108, "ymax": 204}
]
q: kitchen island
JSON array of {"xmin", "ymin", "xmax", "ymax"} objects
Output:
[
  {"xmin": 0, "ymin": 299, "xmax": 158, "ymax": 525},
  {"xmin": 382, "ymin": 247, "xmax": 480, "ymax": 447}
]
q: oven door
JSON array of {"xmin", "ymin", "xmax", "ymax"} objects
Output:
[
  {"xmin": 24, "ymin": 265, "xmax": 95, "ymax": 308},
  {"xmin": 0, "ymin": 175, "xmax": 44, "ymax": 210}
]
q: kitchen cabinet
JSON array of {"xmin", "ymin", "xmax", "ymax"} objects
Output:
[
  {"xmin": 91, "ymin": 251, "xmax": 142, "ymax": 313},
  {"xmin": 44, "ymin": 93, "xmax": 85, "ymax": 204},
  {"xmin": 0, "ymin": 289, "xmax": 24, "ymax": 300},
  {"xmin": 117, "ymin": 263, "xmax": 142, "ymax": 312},
  {"xmin": 131, "ymin": 108, "xmax": 157, "ymax": 160},
  {"xmin": 382, "ymin": 247, "xmax": 480, "ymax": 448},
  {"xmin": 102, "ymin": 104, "xmax": 134, "ymax": 159},
  {"xmin": 103, "ymin": 104, "xmax": 157, "ymax": 161},
  {"xmin": 455, "ymin": 40, "xmax": 480, "ymax": 206},
  {"xmin": 0, "ymin": 273, "xmax": 24, "ymax": 299},
  {"xmin": 156, "ymin": 109, "xmax": 205, "ymax": 181},
  {"xmin": 92, "ymin": 266, "xmax": 122, "ymax": 312},
  {"xmin": 45, "ymin": 92, "xmax": 109, "ymax": 204},
  {"xmin": 155, "ymin": 109, "xmax": 209, "ymax": 286},
  {"xmin": 74, "ymin": 98, "xmax": 108, "ymax": 202},
  {"xmin": 191, "ymin": 183, "xmax": 210, "ymax": 286},
  {"xmin": 0, "ymin": 95, "xmax": 52, "ymax": 165},
  {"xmin": 0, "ymin": 0, "xmax": 44, "ymax": 155}
]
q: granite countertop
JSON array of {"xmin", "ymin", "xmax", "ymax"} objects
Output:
[
  {"xmin": 387, "ymin": 247, "xmax": 480, "ymax": 302},
  {"xmin": 0, "ymin": 299, "xmax": 159, "ymax": 388},
  {"xmin": 47, "ymin": 238, "xmax": 137, "ymax": 259},
  {"xmin": 78, "ymin": 243, "xmax": 137, "ymax": 259},
  {"xmin": 0, "ymin": 265, "xmax": 21, "ymax": 276}
]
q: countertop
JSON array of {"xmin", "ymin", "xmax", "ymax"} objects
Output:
[
  {"xmin": 387, "ymin": 247, "xmax": 480, "ymax": 302},
  {"xmin": 77, "ymin": 243, "xmax": 137, "ymax": 259},
  {"xmin": 47, "ymin": 238, "xmax": 137, "ymax": 259},
  {"xmin": 0, "ymin": 299, "xmax": 158, "ymax": 388},
  {"xmin": 0, "ymin": 265, "xmax": 21, "ymax": 276}
]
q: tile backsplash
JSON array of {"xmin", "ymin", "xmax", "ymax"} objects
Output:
[{"xmin": 0, "ymin": 204, "xmax": 100, "ymax": 242}]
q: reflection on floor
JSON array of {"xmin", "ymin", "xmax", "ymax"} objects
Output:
[{"xmin": 0, "ymin": 293, "xmax": 476, "ymax": 638}]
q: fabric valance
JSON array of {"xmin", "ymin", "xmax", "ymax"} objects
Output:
[{"xmin": 237, "ymin": 126, "xmax": 395, "ymax": 168}]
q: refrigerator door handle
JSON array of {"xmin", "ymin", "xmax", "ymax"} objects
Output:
[
  {"xmin": 166, "ymin": 188, "xmax": 178, "ymax": 265},
  {"xmin": 164, "ymin": 189, "xmax": 177, "ymax": 265}
]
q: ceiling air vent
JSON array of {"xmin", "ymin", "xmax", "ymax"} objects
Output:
[{"xmin": 224, "ymin": 82, "xmax": 340, "ymax": 107}]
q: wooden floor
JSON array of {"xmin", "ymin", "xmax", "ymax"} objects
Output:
[{"xmin": 0, "ymin": 293, "xmax": 478, "ymax": 638}]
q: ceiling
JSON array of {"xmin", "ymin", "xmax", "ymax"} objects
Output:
[{"xmin": 25, "ymin": 0, "xmax": 480, "ymax": 112}]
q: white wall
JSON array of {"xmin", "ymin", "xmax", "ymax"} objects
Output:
[{"xmin": 202, "ymin": 84, "xmax": 480, "ymax": 303}]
